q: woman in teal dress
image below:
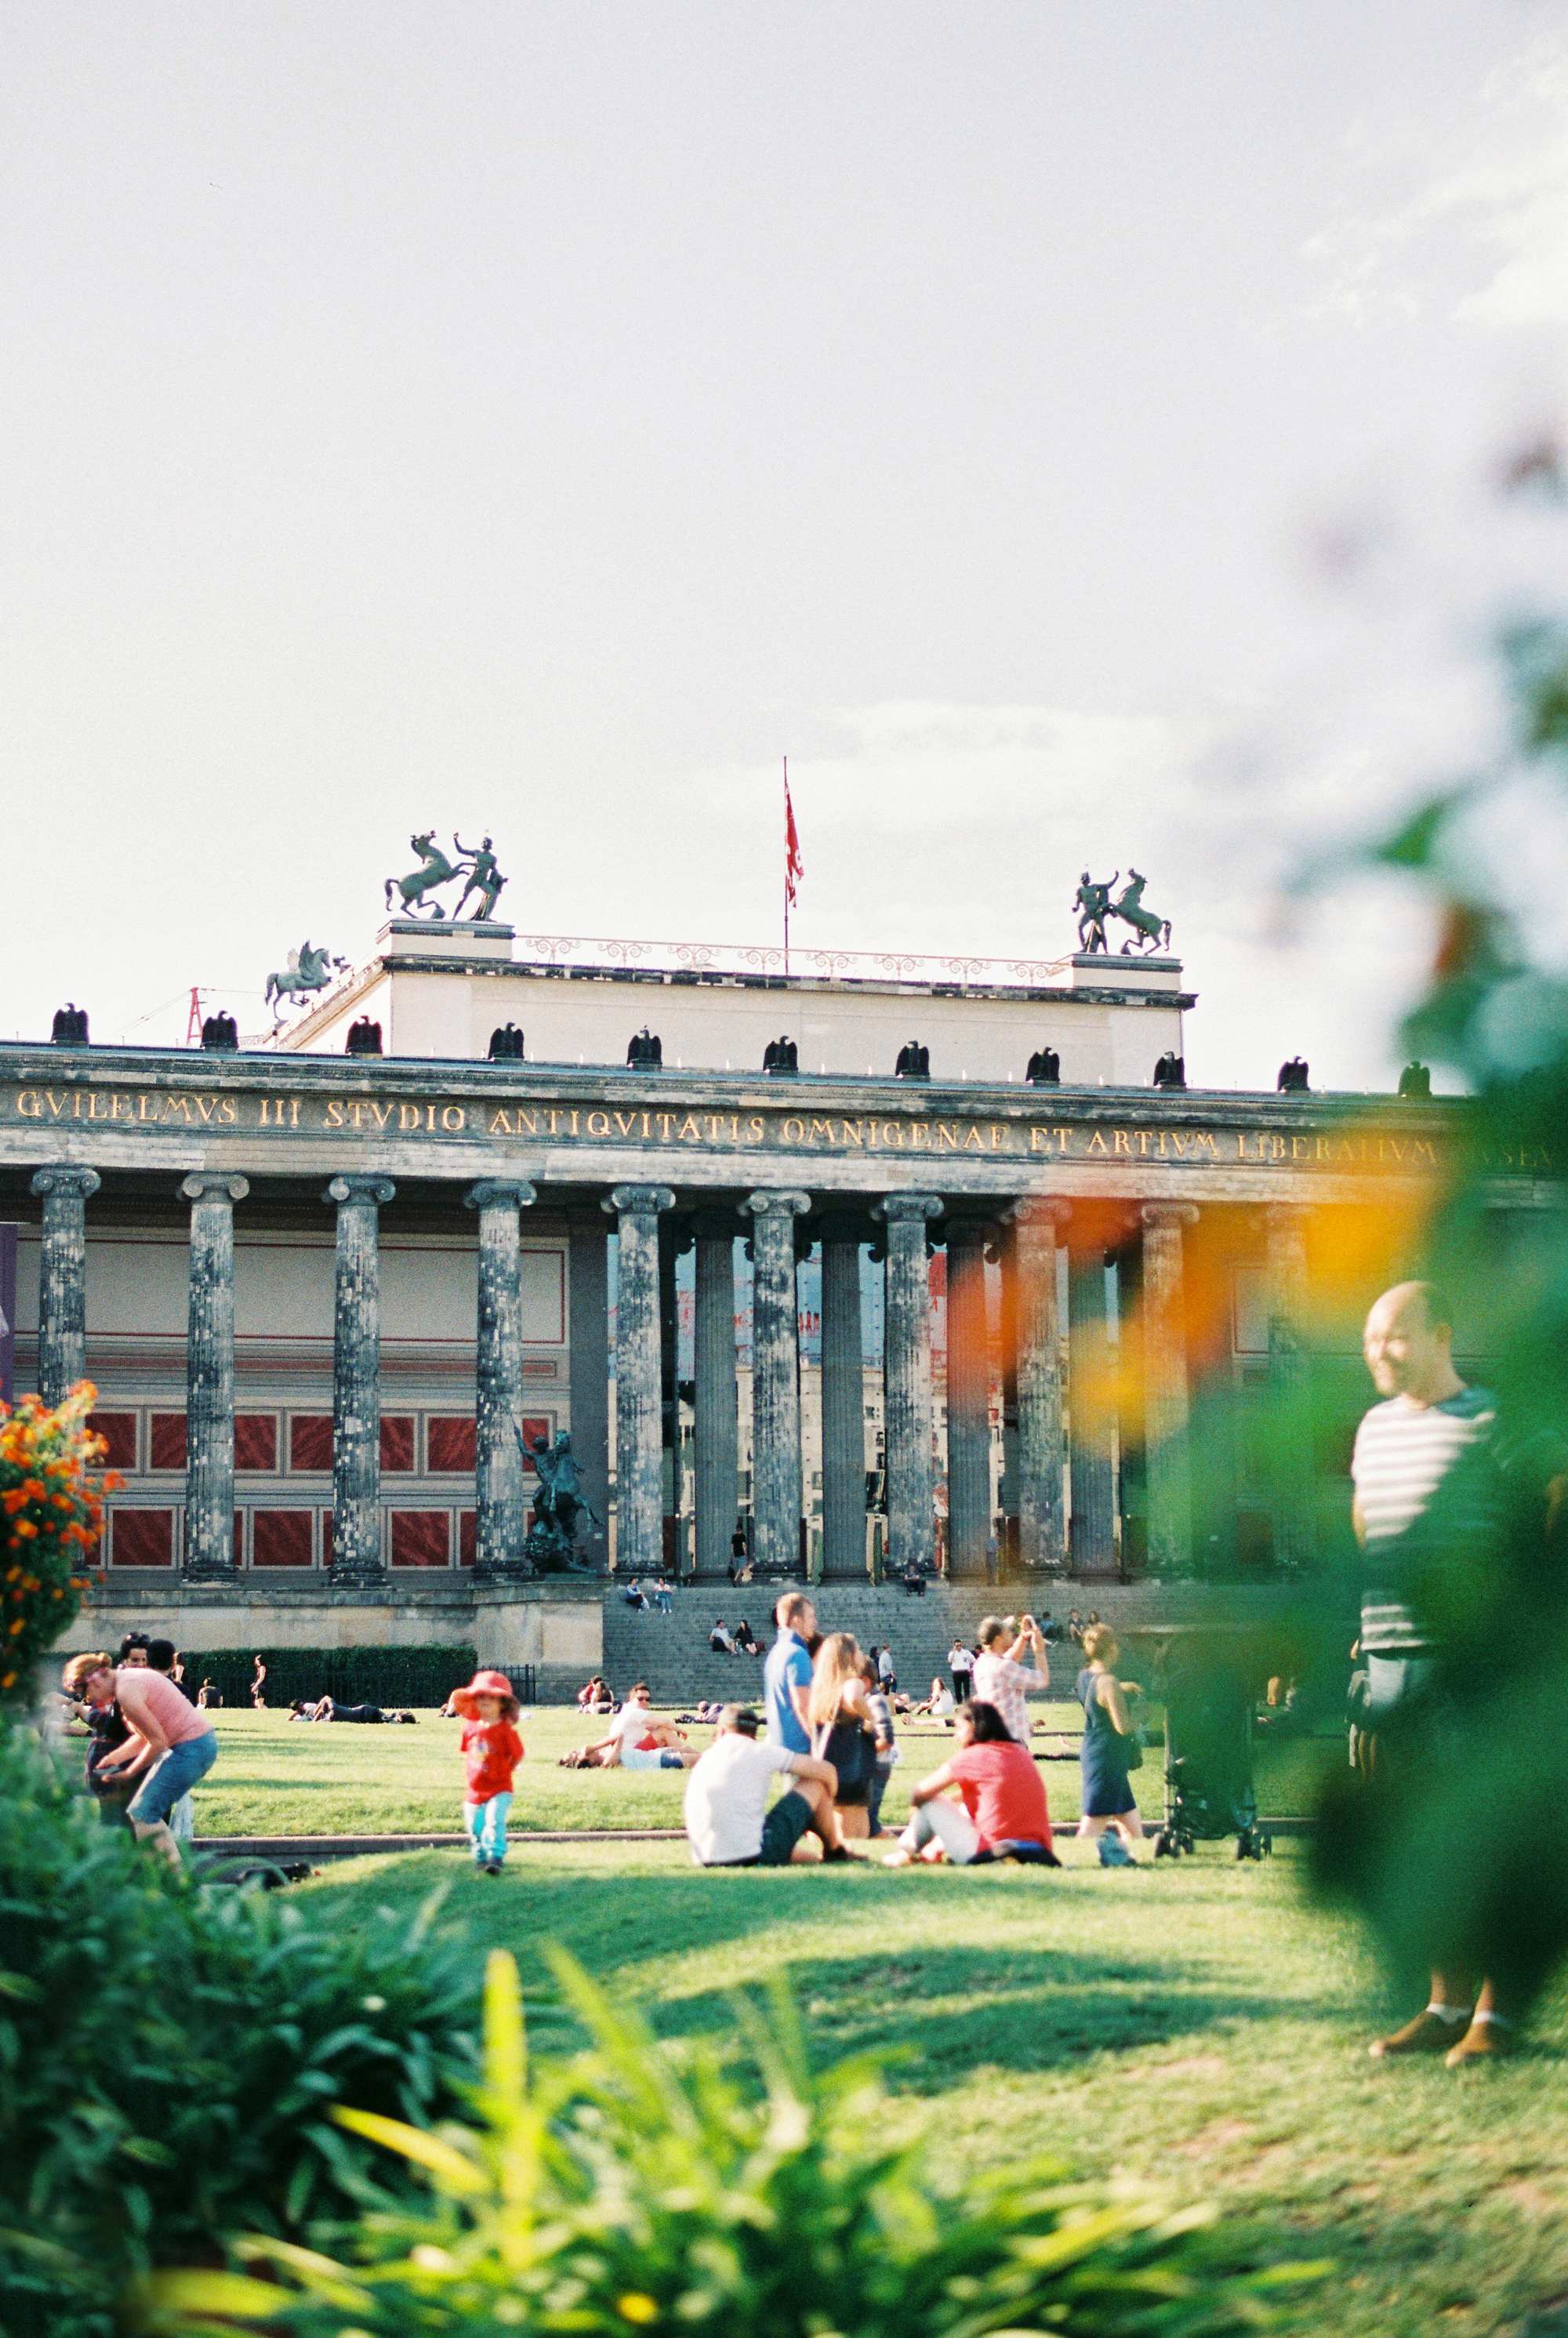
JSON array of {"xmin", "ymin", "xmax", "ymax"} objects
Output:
[{"xmin": 1076, "ymin": 1625, "xmax": 1145, "ymax": 1865}]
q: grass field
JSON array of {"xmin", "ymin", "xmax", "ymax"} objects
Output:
[
  {"xmin": 300, "ymin": 1839, "xmax": 1568, "ymax": 2338},
  {"xmin": 172, "ymin": 1703, "xmax": 1350, "ymax": 1838}
]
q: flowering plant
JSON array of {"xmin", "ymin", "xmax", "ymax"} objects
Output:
[{"xmin": 0, "ymin": 1379, "xmax": 119, "ymax": 1705}]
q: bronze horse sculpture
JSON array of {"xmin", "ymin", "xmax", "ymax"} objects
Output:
[{"xmin": 385, "ymin": 833, "xmax": 468, "ymax": 920}]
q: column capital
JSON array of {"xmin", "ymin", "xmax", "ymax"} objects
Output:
[
  {"xmin": 464, "ymin": 1178, "xmax": 539, "ymax": 1211},
  {"xmin": 604, "ymin": 1183, "xmax": 677, "ymax": 1217},
  {"xmin": 873, "ymin": 1193, "xmax": 943, "ymax": 1225},
  {"xmin": 180, "ymin": 1173, "xmax": 250, "ymax": 1205},
  {"xmin": 742, "ymin": 1189, "xmax": 812, "ymax": 1220},
  {"xmin": 325, "ymin": 1174, "xmax": 396, "ymax": 1207},
  {"xmin": 31, "ymin": 1165, "xmax": 100, "ymax": 1201},
  {"xmin": 1141, "ymin": 1201, "xmax": 1200, "ymax": 1229},
  {"xmin": 1007, "ymin": 1196, "xmax": 1073, "ymax": 1232},
  {"xmin": 1263, "ymin": 1200, "xmax": 1311, "ymax": 1230}
]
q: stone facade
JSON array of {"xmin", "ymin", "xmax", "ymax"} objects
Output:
[{"xmin": 1, "ymin": 932, "xmax": 1548, "ymax": 1692}]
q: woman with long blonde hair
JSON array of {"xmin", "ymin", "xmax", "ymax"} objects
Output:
[{"xmin": 808, "ymin": 1632, "xmax": 877, "ymax": 1842}]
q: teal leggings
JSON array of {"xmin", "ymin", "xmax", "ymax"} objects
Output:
[{"xmin": 465, "ymin": 1792, "xmax": 512, "ymax": 1865}]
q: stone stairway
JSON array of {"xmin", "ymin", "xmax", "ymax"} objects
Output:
[{"xmin": 598, "ymin": 1577, "xmax": 1306, "ymax": 1708}]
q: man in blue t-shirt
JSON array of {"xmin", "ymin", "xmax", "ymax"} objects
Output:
[{"xmin": 763, "ymin": 1592, "xmax": 817, "ymax": 1754}]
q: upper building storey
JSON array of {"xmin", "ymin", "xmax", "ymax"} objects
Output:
[{"xmin": 268, "ymin": 918, "xmax": 1192, "ymax": 1087}]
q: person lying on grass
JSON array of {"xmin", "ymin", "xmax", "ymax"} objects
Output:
[
  {"xmin": 882, "ymin": 1700, "xmax": 1058, "ymax": 1868},
  {"xmin": 684, "ymin": 1703, "xmax": 852, "ymax": 1867},
  {"xmin": 583, "ymin": 1682, "xmax": 699, "ymax": 1771}
]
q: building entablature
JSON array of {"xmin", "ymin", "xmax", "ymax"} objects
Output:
[{"xmin": 0, "ymin": 1043, "xmax": 1544, "ymax": 1211}]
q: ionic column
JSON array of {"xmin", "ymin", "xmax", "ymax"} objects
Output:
[
  {"xmin": 1011, "ymin": 1198, "xmax": 1071, "ymax": 1570},
  {"xmin": 1068, "ymin": 1245, "xmax": 1116, "ymax": 1570},
  {"xmin": 325, "ymin": 1174, "xmax": 396, "ymax": 1584},
  {"xmin": 180, "ymin": 1173, "xmax": 249, "ymax": 1579},
  {"xmin": 465, "ymin": 1178, "xmax": 539, "ymax": 1574},
  {"xmin": 742, "ymin": 1191, "xmax": 811, "ymax": 1575},
  {"xmin": 1141, "ymin": 1202, "xmax": 1200, "ymax": 1576},
  {"xmin": 567, "ymin": 1217, "xmax": 611, "ymax": 1567},
  {"xmin": 993, "ymin": 1224, "xmax": 1020, "ymax": 1567},
  {"xmin": 945, "ymin": 1219, "xmax": 993, "ymax": 1581},
  {"xmin": 604, "ymin": 1185, "xmax": 676, "ymax": 1576},
  {"xmin": 1265, "ymin": 1202, "xmax": 1315, "ymax": 1570},
  {"xmin": 874, "ymin": 1193, "xmax": 942, "ymax": 1572},
  {"xmin": 692, "ymin": 1211, "xmax": 739, "ymax": 1577},
  {"xmin": 29, "ymin": 1166, "xmax": 100, "ymax": 1406},
  {"xmin": 819, "ymin": 1216, "xmax": 868, "ymax": 1579}
]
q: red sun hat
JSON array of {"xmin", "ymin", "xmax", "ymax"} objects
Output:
[{"xmin": 452, "ymin": 1668, "xmax": 520, "ymax": 1718}]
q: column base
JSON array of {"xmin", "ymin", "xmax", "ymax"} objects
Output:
[
  {"xmin": 328, "ymin": 1562, "xmax": 390, "ymax": 1590},
  {"xmin": 181, "ymin": 1563, "xmax": 240, "ymax": 1587}
]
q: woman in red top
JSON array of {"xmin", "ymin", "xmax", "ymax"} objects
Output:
[
  {"xmin": 451, "ymin": 1668, "xmax": 524, "ymax": 1875},
  {"xmin": 883, "ymin": 1701, "xmax": 1058, "ymax": 1867}
]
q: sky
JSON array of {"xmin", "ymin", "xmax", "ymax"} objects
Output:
[{"xmin": 3, "ymin": 2, "xmax": 1566, "ymax": 1086}]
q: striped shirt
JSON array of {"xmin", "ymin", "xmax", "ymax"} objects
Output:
[{"xmin": 1351, "ymin": 1388, "xmax": 1499, "ymax": 1655}]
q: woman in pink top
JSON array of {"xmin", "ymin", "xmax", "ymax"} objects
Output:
[{"xmin": 78, "ymin": 1638, "xmax": 218, "ymax": 1868}]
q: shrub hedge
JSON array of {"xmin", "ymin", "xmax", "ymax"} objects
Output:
[
  {"xmin": 0, "ymin": 1728, "xmax": 481, "ymax": 2338},
  {"xmin": 180, "ymin": 1643, "xmax": 478, "ymax": 1709}
]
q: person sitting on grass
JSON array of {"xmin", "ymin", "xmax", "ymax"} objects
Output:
[
  {"xmin": 913, "ymin": 1675, "xmax": 956, "ymax": 1720},
  {"xmin": 575, "ymin": 1675, "xmax": 615, "ymax": 1713},
  {"xmin": 883, "ymin": 1701, "xmax": 1058, "ymax": 1868},
  {"xmin": 450, "ymin": 1668, "xmax": 524, "ymax": 1875},
  {"xmin": 590, "ymin": 1682, "xmax": 699, "ymax": 1771},
  {"xmin": 684, "ymin": 1704, "xmax": 849, "ymax": 1867}
]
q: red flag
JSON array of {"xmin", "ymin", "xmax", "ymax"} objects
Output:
[{"xmin": 784, "ymin": 763, "xmax": 804, "ymax": 909}]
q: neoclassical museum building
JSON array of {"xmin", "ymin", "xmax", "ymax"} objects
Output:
[{"xmin": 2, "ymin": 875, "xmax": 1540, "ymax": 1685}]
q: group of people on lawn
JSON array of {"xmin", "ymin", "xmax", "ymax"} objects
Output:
[{"xmin": 682, "ymin": 1592, "xmax": 1145, "ymax": 1869}]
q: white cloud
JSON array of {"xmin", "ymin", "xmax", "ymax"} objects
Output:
[{"xmin": 1304, "ymin": 32, "xmax": 1568, "ymax": 330}]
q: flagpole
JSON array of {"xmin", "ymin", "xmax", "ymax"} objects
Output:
[{"xmin": 782, "ymin": 755, "xmax": 790, "ymax": 974}]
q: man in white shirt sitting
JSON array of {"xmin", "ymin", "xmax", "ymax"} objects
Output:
[
  {"xmin": 684, "ymin": 1705, "xmax": 844, "ymax": 1866},
  {"xmin": 589, "ymin": 1683, "xmax": 698, "ymax": 1770}
]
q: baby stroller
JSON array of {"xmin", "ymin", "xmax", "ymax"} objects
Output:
[{"xmin": 1151, "ymin": 1642, "xmax": 1270, "ymax": 1861}]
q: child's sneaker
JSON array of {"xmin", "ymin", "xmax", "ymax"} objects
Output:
[{"xmin": 1098, "ymin": 1835, "xmax": 1134, "ymax": 1868}]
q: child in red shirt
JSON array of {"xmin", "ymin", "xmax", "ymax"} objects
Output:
[{"xmin": 451, "ymin": 1668, "xmax": 524, "ymax": 1874}]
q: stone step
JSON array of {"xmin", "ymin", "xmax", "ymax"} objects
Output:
[{"xmin": 597, "ymin": 1578, "xmax": 1313, "ymax": 1706}]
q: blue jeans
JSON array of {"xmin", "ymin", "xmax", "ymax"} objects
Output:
[
  {"xmin": 466, "ymin": 1792, "xmax": 513, "ymax": 1865},
  {"xmin": 127, "ymin": 1730, "xmax": 217, "ymax": 1827}
]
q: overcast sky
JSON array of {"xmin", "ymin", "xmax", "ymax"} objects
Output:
[{"xmin": 4, "ymin": 3, "xmax": 1565, "ymax": 1086}]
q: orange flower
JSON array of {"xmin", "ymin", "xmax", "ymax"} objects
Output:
[
  {"xmin": 2, "ymin": 1490, "xmax": 27, "ymax": 1516},
  {"xmin": 103, "ymin": 1472, "xmax": 125, "ymax": 1494},
  {"xmin": 13, "ymin": 1522, "xmax": 36, "ymax": 1541},
  {"xmin": 7, "ymin": 1617, "xmax": 24, "ymax": 1636},
  {"xmin": 20, "ymin": 1479, "xmax": 45, "ymax": 1501}
]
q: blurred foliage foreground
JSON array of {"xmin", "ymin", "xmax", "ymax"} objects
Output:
[{"xmin": 141, "ymin": 1948, "xmax": 1325, "ymax": 2338}]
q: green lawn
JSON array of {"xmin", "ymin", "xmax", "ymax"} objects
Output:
[
  {"xmin": 174, "ymin": 1704, "xmax": 1348, "ymax": 1838},
  {"xmin": 301, "ymin": 1841, "xmax": 1568, "ymax": 2338}
]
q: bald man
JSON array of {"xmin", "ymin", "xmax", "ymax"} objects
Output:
[{"xmin": 1351, "ymin": 1280, "xmax": 1563, "ymax": 2066}]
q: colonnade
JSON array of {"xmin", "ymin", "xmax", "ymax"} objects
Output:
[{"xmin": 27, "ymin": 1167, "xmax": 1301, "ymax": 1583}]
